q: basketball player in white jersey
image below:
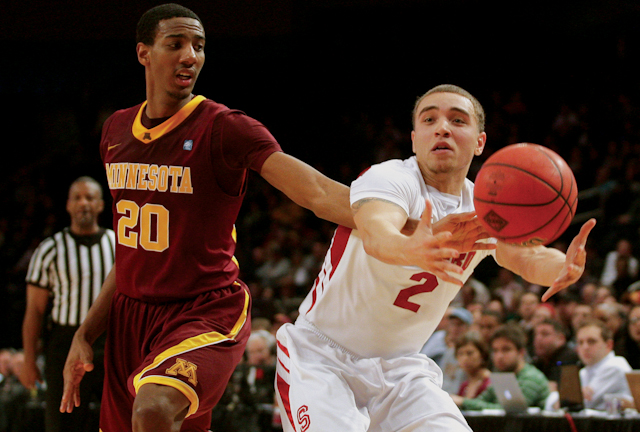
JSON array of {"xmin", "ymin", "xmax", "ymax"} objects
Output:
[{"xmin": 275, "ymin": 84, "xmax": 596, "ymax": 432}]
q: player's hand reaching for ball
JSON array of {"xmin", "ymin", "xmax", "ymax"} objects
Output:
[
  {"xmin": 399, "ymin": 200, "xmax": 466, "ymax": 285},
  {"xmin": 542, "ymin": 218, "xmax": 596, "ymax": 302},
  {"xmin": 432, "ymin": 211, "xmax": 497, "ymax": 254},
  {"xmin": 60, "ymin": 331, "xmax": 95, "ymax": 413}
]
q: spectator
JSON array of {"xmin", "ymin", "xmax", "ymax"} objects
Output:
[
  {"xmin": 454, "ymin": 333, "xmax": 491, "ymax": 399},
  {"xmin": 493, "ymin": 268, "xmax": 524, "ymax": 313},
  {"xmin": 211, "ymin": 330, "xmax": 277, "ymax": 432},
  {"xmin": 576, "ymin": 320, "xmax": 632, "ymax": 410},
  {"xmin": 532, "ymin": 318, "xmax": 579, "ymax": 390},
  {"xmin": 593, "ymin": 302, "xmax": 627, "ymax": 355},
  {"xmin": 517, "ymin": 292, "xmax": 540, "ymax": 333},
  {"xmin": 421, "ymin": 307, "xmax": 473, "ymax": 394},
  {"xmin": 476, "ymin": 309, "xmax": 503, "ymax": 344},
  {"xmin": 452, "ymin": 324, "xmax": 550, "ymax": 410},
  {"xmin": 600, "ymin": 238, "xmax": 638, "ymax": 287},
  {"xmin": 619, "ymin": 304, "xmax": 640, "ymax": 369}
]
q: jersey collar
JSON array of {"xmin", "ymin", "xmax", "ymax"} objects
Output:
[{"xmin": 132, "ymin": 95, "xmax": 206, "ymax": 143}]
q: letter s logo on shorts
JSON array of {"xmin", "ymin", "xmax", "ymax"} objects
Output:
[{"xmin": 297, "ymin": 405, "xmax": 310, "ymax": 432}]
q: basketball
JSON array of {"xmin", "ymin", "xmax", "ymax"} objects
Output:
[{"xmin": 473, "ymin": 143, "xmax": 578, "ymax": 246}]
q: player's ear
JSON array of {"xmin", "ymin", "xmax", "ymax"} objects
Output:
[
  {"xmin": 474, "ymin": 132, "xmax": 487, "ymax": 156},
  {"xmin": 137, "ymin": 43, "xmax": 151, "ymax": 66},
  {"xmin": 411, "ymin": 130, "xmax": 416, "ymax": 154}
]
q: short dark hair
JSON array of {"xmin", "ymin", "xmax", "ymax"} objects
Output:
[
  {"xmin": 536, "ymin": 318, "xmax": 568, "ymax": 339},
  {"xmin": 70, "ymin": 176, "xmax": 103, "ymax": 199},
  {"xmin": 136, "ymin": 3, "xmax": 202, "ymax": 45},
  {"xmin": 412, "ymin": 84, "xmax": 486, "ymax": 132},
  {"xmin": 490, "ymin": 323, "xmax": 527, "ymax": 351}
]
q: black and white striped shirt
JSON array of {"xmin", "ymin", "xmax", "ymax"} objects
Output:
[{"xmin": 25, "ymin": 227, "xmax": 116, "ymax": 326}]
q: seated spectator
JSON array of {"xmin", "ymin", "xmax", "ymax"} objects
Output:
[
  {"xmin": 517, "ymin": 292, "xmax": 540, "ymax": 333},
  {"xmin": 532, "ymin": 318, "xmax": 579, "ymax": 390},
  {"xmin": 451, "ymin": 324, "xmax": 550, "ymax": 411},
  {"xmin": 476, "ymin": 309, "xmax": 503, "ymax": 344},
  {"xmin": 454, "ymin": 332, "xmax": 491, "ymax": 399},
  {"xmin": 594, "ymin": 285, "xmax": 617, "ymax": 305},
  {"xmin": 421, "ymin": 307, "xmax": 473, "ymax": 393},
  {"xmin": 594, "ymin": 302, "xmax": 627, "ymax": 355},
  {"xmin": 576, "ymin": 320, "xmax": 633, "ymax": 410},
  {"xmin": 619, "ymin": 304, "xmax": 640, "ymax": 369},
  {"xmin": 211, "ymin": 330, "xmax": 277, "ymax": 432},
  {"xmin": 569, "ymin": 303, "xmax": 593, "ymax": 347},
  {"xmin": 494, "ymin": 268, "xmax": 524, "ymax": 313},
  {"xmin": 486, "ymin": 295, "xmax": 506, "ymax": 318},
  {"xmin": 600, "ymin": 238, "xmax": 638, "ymax": 287}
]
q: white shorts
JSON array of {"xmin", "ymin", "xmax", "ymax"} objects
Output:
[{"xmin": 275, "ymin": 321, "xmax": 471, "ymax": 432}]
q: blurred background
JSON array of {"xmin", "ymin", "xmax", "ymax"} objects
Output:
[{"xmin": 0, "ymin": 1, "xmax": 640, "ymax": 428}]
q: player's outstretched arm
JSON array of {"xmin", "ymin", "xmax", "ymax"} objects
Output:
[
  {"xmin": 354, "ymin": 198, "xmax": 464, "ymax": 285},
  {"xmin": 432, "ymin": 211, "xmax": 497, "ymax": 253},
  {"xmin": 60, "ymin": 265, "xmax": 116, "ymax": 413},
  {"xmin": 260, "ymin": 152, "xmax": 354, "ymax": 229},
  {"xmin": 495, "ymin": 219, "xmax": 596, "ymax": 301}
]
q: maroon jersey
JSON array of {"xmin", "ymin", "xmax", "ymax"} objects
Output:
[{"xmin": 100, "ymin": 96, "xmax": 281, "ymax": 301}]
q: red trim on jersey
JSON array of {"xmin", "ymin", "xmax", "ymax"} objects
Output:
[
  {"xmin": 305, "ymin": 226, "xmax": 351, "ymax": 314},
  {"xmin": 277, "ymin": 372, "xmax": 297, "ymax": 431},
  {"xmin": 277, "ymin": 340, "xmax": 290, "ymax": 357},
  {"xmin": 329, "ymin": 226, "xmax": 351, "ymax": 279}
]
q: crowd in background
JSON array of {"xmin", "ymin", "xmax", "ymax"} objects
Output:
[{"xmin": 1, "ymin": 42, "xmax": 640, "ymax": 432}]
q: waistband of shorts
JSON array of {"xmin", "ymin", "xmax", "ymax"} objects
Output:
[{"xmin": 295, "ymin": 317, "xmax": 363, "ymax": 359}]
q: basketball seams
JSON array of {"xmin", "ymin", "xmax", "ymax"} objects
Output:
[
  {"xmin": 535, "ymin": 147, "xmax": 577, "ymax": 217},
  {"xmin": 474, "ymin": 143, "xmax": 578, "ymax": 245}
]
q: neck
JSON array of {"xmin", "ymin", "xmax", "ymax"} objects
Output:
[
  {"xmin": 70, "ymin": 223, "xmax": 100, "ymax": 236},
  {"xmin": 417, "ymin": 161, "xmax": 466, "ymax": 196},
  {"xmin": 145, "ymin": 87, "xmax": 194, "ymax": 118},
  {"xmin": 514, "ymin": 359, "xmax": 525, "ymax": 374},
  {"xmin": 467, "ymin": 367, "xmax": 488, "ymax": 380}
]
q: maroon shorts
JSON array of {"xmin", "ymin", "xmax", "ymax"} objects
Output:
[{"xmin": 100, "ymin": 282, "xmax": 251, "ymax": 432}]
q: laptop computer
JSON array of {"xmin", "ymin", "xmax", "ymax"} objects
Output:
[
  {"xmin": 490, "ymin": 372, "xmax": 528, "ymax": 413},
  {"xmin": 625, "ymin": 371, "xmax": 640, "ymax": 411},
  {"xmin": 558, "ymin": 364, "xmax": 584, "ymax": 411}
]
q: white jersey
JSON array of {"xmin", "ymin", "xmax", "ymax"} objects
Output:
[{"xmin": 297, "ymin": 157, "xmax": 495, "ymax": 359}]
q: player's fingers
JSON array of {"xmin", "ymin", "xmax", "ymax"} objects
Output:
[
  {"xmin": 576, "ymin": 218, "xmax": 596, "ymax": 244},
  {"xmin": 428, "ymin": 266, "xmax": 463, "ymax": 285},
  {"xmin": 541, "ymin": 285, "xmax": 560, "ymax": 302},
  {"xmin": 448, "ymin": 211, "xmax": 478, "ymax": 222},
  {"xmin": 419, "ymin": 199, "xmax": 434, "ymax": 229},
  {"xmin": 470, "ymin": 242, "xmax": 497, "ymax": 251}
]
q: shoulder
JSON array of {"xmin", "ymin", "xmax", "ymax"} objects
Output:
[
  {"xmin": 522, "ymin": 363, "xmax": 549, "ymax": 382},
  {"xmin": 611, "ymin": 355, "xmax": 633, "ymax": 371},
  {"xmin": 353, "ymin": 157, "xmax": 422, "ymax": 190}
]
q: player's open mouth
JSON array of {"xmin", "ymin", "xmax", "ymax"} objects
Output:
[
  {"xmin": 176, "ymin": 72, "xmax": 194, "ymax": 86},
  {"xmin": 432, "ymin": 142, "xmax": 453, "ymax": 152}
]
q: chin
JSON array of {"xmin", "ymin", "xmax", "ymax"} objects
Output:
[{"xmin": 168, "ymin": 89, "xmax": 193, "ymax": 101}]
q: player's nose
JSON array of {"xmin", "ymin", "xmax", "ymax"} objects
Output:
[
  {"xmin": 180, "ymin": 46, "xmax": 197, "ymax": 65},
  {"xmin": 434, "ymin": 118, "xmax": 451, "ymax": 136}
]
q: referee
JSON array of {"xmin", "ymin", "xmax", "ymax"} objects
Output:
[{"xmin": 20, "ymin": 176, "xmax": 115, "ymax": 432}]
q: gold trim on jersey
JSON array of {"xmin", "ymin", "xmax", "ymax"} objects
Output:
[
  {"xmin": 132, "ymin": 95, "xmax": 206, "ymax": 143},
  {"xmin": 132, "ymin": 289, "xmax": 250, "ymax": 417}
]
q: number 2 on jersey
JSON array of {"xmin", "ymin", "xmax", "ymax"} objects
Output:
[
  {"xmin": 393, "ymin": 272, "xmax": 438, "ymax": 313},
  {"xmin": 116, "ymin": 200, "xmax": 169, "ymax": 252}
]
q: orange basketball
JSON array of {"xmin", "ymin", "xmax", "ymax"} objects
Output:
[{"xmin": 473, "ymin": 143, "xmax": 578, "ymax": 246}]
